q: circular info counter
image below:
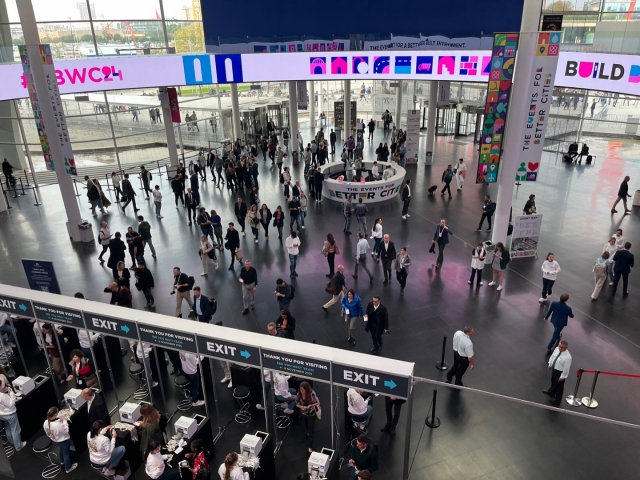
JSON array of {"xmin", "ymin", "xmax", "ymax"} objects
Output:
[{"xmin": 321, "ymin": 160, "xmax": 406, "ymax": 204}]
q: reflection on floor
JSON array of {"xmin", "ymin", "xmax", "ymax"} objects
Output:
[{"xmin": 1, "ymin": 127, "xmax": 640, "ymax": 479}]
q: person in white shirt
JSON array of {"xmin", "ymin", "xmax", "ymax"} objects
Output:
[
  {"xmin": 346, "ymin": 388, "xmax": 373, "ymax": 425},
  {"xmin": 285, "ymin": 232, "xmax": 301, "ymax": 277},
  {"xmin": 87, "ymin": 421, "xmax": 126, "ymax": 476},
  {"xmin": 199, "ymin": 234, "xmax": 218, "ymax": 275},
  {"xmin": 354, "ymin": 233, "xmax": 373, "ymax": 282},
  {"xmin": 98, "ymin": 221, "xmax": 112, "ymax": 264},
  {"xmin": 152, "ymin": 185, "xmax": 163, "ymax": 219},
  {"xmin": 455, "ymin": 158, "xmax": 467, "ymax": 190},
  {"xmin": 218, "ymin": 452, "xmax": 249, "ymax": 480},
  {"xmin": 111, "ymin": 172, "xmax": 123, "ymax": 202},
  {"xmin": 607, "ymin": 232, "xmax": 623, "ymax": 285},
  {"xmin": 78, "ymin": 329, "xmax": 100, "ymax": 359},
  {"xmin": 383, "ymin": 165, "xmax": 393, "ymax": 181},
  {"xmin": 145, "ymin": 441, "xmax": 179, "ymax": 479},
  {"xmin": 0, "ymin": 313, "xmax": 16, "ymax": 346},
  {"xmin": 613, "ymin": 229, "xmax": 624, "ymax": 249},
  {"xmin": 469, "ymin": 243, "xmax": 486, "ymax": 286},
  {"xmin": 0, "ymin": 387, "xmax": 24, "ymax": 452},
  {"xmin": 445, "ymin": 327, "xmax": 475, "ymax": 386},
  {"xmin": 137, "ymin": 342, "xmax": 158, "ymax": 387},
  {"xmin": 44, "ymin": 407, "xmax": 77, "ymax": 473},
  {"xmin": 371, "ymin": 162, "xmax": 381, "ymax": 180},
  {"xmin": 180, "ymin": 351, "xmax": 205, "ymax": 407},
  {"xmin": 544, "ymin": 340, "xmax": 572, "ymax": 404},
  {"xmin": 273, "ymin": 372, "xmax": 296, "ymax": 414},
  {"xmin": 540, "ymin": 253, "xmax": 561, "ymax": 303},
  {"xmin": 370, "ymin": 218, "xmax": 383, "ymax": 260}
]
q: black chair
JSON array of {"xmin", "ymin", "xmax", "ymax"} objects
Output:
[
  {"xmin": 174, "ymin": 375, "xmax": 192, "ymax": 411},
  {"xmin": 33, "ymin": 436, "xmax": 61, "ymax": 478},
  {"xmin": 232, "ymin": 386, "xmax": 251, "ymax": 424},
  {"xmin": 129, "ymin": 362, "xmax": 148, "ymax": 400}
]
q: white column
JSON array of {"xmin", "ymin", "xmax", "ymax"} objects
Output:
[
  {"xmin": 17, "ymin": 0, "xmax": 84, "ymax": 242},
  {"xmin": 491, "ymin": 0, "xmax": 543, "ymax": 245},
  {"xmin": 215, "ymin": 84, "xmax": 225, "ymax": 140},
  {"xmin": 288, "ymin": 81, "xmax": 299, "ymax": 159},
  {"xmin": 425, "ymin": 81, "xmax": 438, "ymax": 162},
  {"xmin": 158, "ymin": 88, "xmax": 179, "ymax": 167},
  {"xmin": 309, "ymin": 81, "xmax": 316, "ymax": 128},
  {"xmin": 344, "ymin": 80, "xmax": 351, "ymax": 137},
  {"xmin": 395, "ymin": 82, "xmax": 403, "ymax": 129},
  {"xmin": 230, "ymin": 83, "xmax": 241, "ymax": 142},
  {"xmin": 0, "ymin": 184, "xmax": 7, "ymax": 212}
]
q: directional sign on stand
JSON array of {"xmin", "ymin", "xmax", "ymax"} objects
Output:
[
  {"xmin": 0, "ymin": 294, "xmax": 34, "ymax": 317},
  {"xmin": 33, "ymin": 302, "xmax": 85, "ymax": 329},
  {"xmin": 82, "ymin": 312, "xmax": 139, "ymax": 340},
  {"xmin": 332, "ymin": 363, "xmax": 410, "ymax": 398},
  {"xmin": 196, "ymin": 335, "xmax": 261, "ymax": 367}
]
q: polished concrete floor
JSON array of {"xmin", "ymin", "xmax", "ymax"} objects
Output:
[{"xmin": 1, "ymin": 126, "xmax": 640, "ymax": 479}]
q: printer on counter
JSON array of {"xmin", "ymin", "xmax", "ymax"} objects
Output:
[
  {"xmin": 240, "ymin": 434, "xmax": 263, "ymax": 458},
  {"xmin": 64, "ymin": 388, "xmax": 86, "ymax": 410},
  {"xmin": 12, "ymin": 376, "xmax": 35, "ymax": 396},
  {"xmin": 119, "ymin": 402, "xmax": 141, "ymax": 424}
]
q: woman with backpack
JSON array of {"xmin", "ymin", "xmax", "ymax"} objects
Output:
[
  {"xmin": 592, "ymin": 251, "xmax": 612, "ymax": 300},
  {"xmin": 488, "ymin": 242, "xmax": 509, "ymax": 291}
]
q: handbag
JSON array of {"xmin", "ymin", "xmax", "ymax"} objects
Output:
[
  {"xmin": 207, "ymin": 250, "xmax": 217, "ymax": 260},
  {"xmin": 334, "ymin": 244, "xmax": 340, "ymax": 255},
  {"xmin": 428, "ymin": 243, "xmax": 436, "ymax": 254},
  {"xmin": 235, "ymin": 249, "xmax": 244, "ymax": 261},
  {"xmin": 325, "ymin": 282, "xmax": 338, "ymax": 295},
  {"xmin": 321, "ymin": 244, "xmax": 328, "ymax": 257}
]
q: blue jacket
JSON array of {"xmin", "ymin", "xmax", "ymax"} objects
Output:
[
  {"xmin": 433, "ymin": 225, "xmax": 454, "ymax": 245},
  {"xmin": 341, "ymin": 294, "xmax": 364, "ymax": 317},
  {"xmin": 544, "ymin": 301, "xmax": 574, "ymax": 329},
  {"xmin": 195, "ymin": 294, "xmax": 213, "ymax": 323}
]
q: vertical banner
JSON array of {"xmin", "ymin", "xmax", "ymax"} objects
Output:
[
  {"xmin": 404, "ymin": 110, "xmax": 421, "ymax": 164},
  {"xmin": 437, "ymin": 81, "xmax": 450, "ymax": 105},
  {"xmin": 510, "ymin": 214, "xmax": 543, "ymax": 259},
  {"xmin": 19, "ymin": 45, "xmax": 77, "ymax": 175},
  {"xmin": 476, "ymin": 33, "xmax": 519, "ymax": 184},
  {"xmin": 515, "ymin": 32, "xmax": 560, "ymax": 182},
  {"xmin": 167, "ymin": 87, "xmax": 181, "ymax": 123},
  {"xmin": 334, "ymin": 101, "xmax": 345, "ymax": 130},
  {"xmin": 296, "ymin": 81, "xmax": 308, "ymax": 110}
]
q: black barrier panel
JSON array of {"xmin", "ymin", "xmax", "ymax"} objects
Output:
[
  {"xmin": 138, "ymin": 324, "xmax": 197, "ymax": 353},
  {"xmin": 33, "ymin": 301, "xmax": 84, "ymax": 328},
  {"xmin": 82, "ymin": 312, "xmax": 139, "ymax": 340},
  {"xmin": 0, "ymin": 294, "xmax": 34, "ymax": 317},
  {"xmin": 261, "ymin": 349, "xmax": 331, "ymax": 382},
  {"xmin": 332, "ymin": 363, "xmax": 410, "ymax": 399},
  {"xmin": 196, "ymin": 335, "xmax": 261, "ymax": 367}
]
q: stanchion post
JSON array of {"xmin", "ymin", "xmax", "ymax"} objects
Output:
[
  {"xmin": 425, "ymin": 389, "xmax": 440, "ymax": 428},
  {"xmin": 582, "ymin": 370, "xmax": 600, "ymax": 409},
  {"xmin": 156, "ymin": 159, "xmax": 163, "ymax": 178},
  {"xmin": 72, "ymin": 178, "xmax": 81, "ymax": 197},
  {"xmin": 435, "ymin": 336, "xmax": 448, "ymax": 370},
  {"xmin": 566, "ymin": 368, "xmax": 583, "ymax": 407},
  {"xmin": 33, "ymin": 185, "xmax": 41, "ymax": 206},
  {"xmin": 105, "ymin": 173, "xmax": 113, "ymax": 192},
  {"xmin": 2, "ymin": 189, "xmax": 11, "ymax": 209}
]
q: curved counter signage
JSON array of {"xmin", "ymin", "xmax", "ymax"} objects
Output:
[
  {"xmin": 321, "ymin": 161, "xmax": 406, "ymax": 204},
  {"xmin": 0, "ymin": 49, "xmax": 638, "ymax": 102}
]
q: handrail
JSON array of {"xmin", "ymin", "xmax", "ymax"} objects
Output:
[{"xmin": 579, "ymin": 369, "xmax": 640, "ymax": 379}]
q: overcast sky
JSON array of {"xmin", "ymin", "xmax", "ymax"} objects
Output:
[{"xmin": 5, "ymin": 0, "xmax": 189, "ymax": 23}]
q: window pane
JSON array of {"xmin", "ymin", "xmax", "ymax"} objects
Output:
[
  {"xmin": 30, "ymin": 0, "xmax": 162, "ymax": 22},
  {"xmin": 167, "ymin": 21, "xmax": 204, "ymax": 53}
]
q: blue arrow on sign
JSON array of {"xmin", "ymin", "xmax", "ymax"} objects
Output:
[
  {"xmin": 240, "ymin": 350, "xmax": 251, "ymax": 359},
  {"xmin": 121, "ymin": 325, "xmax": 130, "ymax": 334},
  {"xmin": 384, "ymin": 379, "xmax": 397, "ymax": 390},
  {"xmin": 18, "ymin": 304, "xmax": 27, "ymax": 312}
]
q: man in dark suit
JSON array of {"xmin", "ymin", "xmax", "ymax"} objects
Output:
[
  {"xmin": 189, "ymin": 172, "xmax": 200, "ymax": 199},
  {"xmin": 476, "ymin": 195, "xmax": 495, "ymax": 232},
  {"xmin": 107, "ymin": 232, "xmax": 127, "ymax": 277},
  {"xmin": 185, "ymin": 188, "xmax": 198, "ymax": 226},
  {"xmin": 612, "ymin": 242, "xmax": 634, "ymax": 297},
  {"xmin": 120, "ymin": 174, "xmax": 138, "ymax": 213},
  {"xmin": 314, "ymin": 167, "xmax": 324, "ymax": 202},
  {"xmin": 365, "ymin": 296, "xmax": 389, "ymax": 355},
  {"xmin": 330, "ymin": 129, "xmax": 336, "ymax": 154},
  {"xmin": 193, "ymin": 286, "xmax": 214, "ymax": 323},
  {"xmin": 234, "ymin": 197, "xmax": 248, "ymax": 236},
  {"xmin": 432, "ymin": 218, "xmax": 454, "ymax": 270},
  {"xmin": 401, "ymin": 180, "xmax": 411, "ymax": 220},
  {"xmin": 224, "ymin": 223, "xmax": 241, "ymax": 270},
  {"xmin": 82, "ymin": 388, "xmax": 109, "ymax": 426},
  {"xmin": 378, "ymin": 234, "xmax": 397, "ymax": 285}
]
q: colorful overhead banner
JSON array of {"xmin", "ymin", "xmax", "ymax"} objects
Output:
[
  {"xmin": 515, "ymin": 32, "xmax": 561, "ymax": 182},
  {"xmin": 477, "ymin": 33, "xmax": 519, "ymax": 184}
]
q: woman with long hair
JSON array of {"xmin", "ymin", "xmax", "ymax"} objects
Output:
[
  {"xmin": 488, "ymin": 242, "xmax": 509, "ymax": 291},
  {"xmin": 43, "ymin": 407, "xmax": 77, "ymax": 473},
  {"xmin": 139, "ymin": 404, "xmax": 164, "ymax": 456},
  {"xmin": 184, "ymin": 439, "xmax": 210, "ymax": 480},
  {"xmin": 145, "ymin": 441, "xmax": 179, "ymax": 479},
  {"xmin": 323, "ymin": 233, "xmax": 339, "ymax": 278},
  {"xmin": 247, "ymin": 204, "xmax": 261, "ymax": 244},
  {"xmin": 218, "ymin": 452, "xmax": 248, "ymax": 480},
  {"xmin": 296, "ymin": 382, "xmax": 321, "ymax": 453},
  {"xmin": 87, "ymin": 420, "xmax": 126, "ymax": 476},
  {"xmin": 370, "ymin": 219, "xmax": 383, "ymax": 261}
]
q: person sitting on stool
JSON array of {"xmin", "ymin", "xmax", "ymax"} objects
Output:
[{"xmin": 347, "ymin": 388, "xmax": 373, "ymax": 425}]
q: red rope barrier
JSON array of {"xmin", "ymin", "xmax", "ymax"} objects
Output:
[{"xmin": 579, "ymin": 369, "xmax": 640, "ymax": 379}]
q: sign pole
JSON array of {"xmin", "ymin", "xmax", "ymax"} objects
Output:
[
  {"xmin": 153, "ymin": 347, "xmax": 168, "ymax": 410},
  {"xmin": 8, "ymin": 317, "xmax": 28, "ymax": 377},
  {"xmin": 135, "ymin": 323, "xmax": 154, "ymax": 406},
  {"xmin": 34, "ymin": 321, "xmax": 62, "ymax": 404},
  {"xmin": 207, "ymin": 358, "xmax": 224, "ymax": 444},
  {"xmin": 258, "ymin": 351, "xmax": 270, "ymax": 433},
  {"xmin": 402, "ymin": 384, "xmax": 414, "ymax": 480},
  {"xmin": 79, "ymin": 315, "xmax": 105, "ymax": 396},
  {"xmin": 193, "ymin": 338, "xmax": 215, "ymax": 446},
  {"xmin": 100, "ymin": 335, "xmax": 121, "ymax": 415}
]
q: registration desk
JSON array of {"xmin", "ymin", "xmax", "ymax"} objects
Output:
[{"xmin": 15, "ymin": 374, "xmax": 56, "ymax": 440}]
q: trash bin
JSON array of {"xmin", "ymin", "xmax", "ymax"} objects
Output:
[
  {"xmin": 292, "ymin": 151, "xmax": 299, "ymax": 166},
  {"xmin": 633, "ymin": 190, "xmax": 640, "ymax": 207},
  {"xmin": 425, "ymin": 151, "xmax": 434, "ymax": 166},
  {"xmin": 483, "ymin": 240, "xmax": 495, "ymax": 266},
  {"xmin": 78, "ymin": 221, "xmax": 94, "ymax": 243}
]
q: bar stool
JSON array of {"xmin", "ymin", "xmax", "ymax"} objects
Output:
[
  {"xmin": 232, "ymin": 386, "xmax": 251, "ymax": 424},
  {"xmin": 0, "ymin": 424, "xmax": 14, "ymax": 458},
  {"xmin": 129, "ymin": 362, "xmax": 149, "ymax": 400},
  {"xmin": 33, "ymin": 435, "xmax": 62, "ymax": 478},
  {"xmin": 350, "ymin": 413, "xmax": 369, "ymax": 435},
  {"xmin": 275, "ymin": 403, "xmax": 292, "ymax": 429},
  {"xmin": 89, "ymin": 461, "xmax": 112, "ymax": 479},
  {"xmin": 173, "ymin": 375, "xmax": 192, "ymax": 411}
]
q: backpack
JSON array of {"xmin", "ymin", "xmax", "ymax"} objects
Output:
[
  {"xmin": 187, "ymin": 276, "xmax": 195, "ymax": 290},
  {"xmin": 120, "ymin": 286, "xmax": 132, "ymax": 302},
  {"xmin": 593, "ymin": 262, "xmax": 607, "ymax": 275},
  {"xmin": 586, "ymin": 155, "xmax": 593, "ymax": 164},
  {"xmin": 445, "ymin": 170, "xmax": 453, "ymax": 182},
  {"xmin": 279, "ymin": 173, "xmax": 284, "ymax": 184},
  {"xmin": 211, "ymin": 297, "xmax": 217, "ymax": 315},
  {"xmin": 289, "ymin": 284, "xmax": 295, "ymax": 300}
]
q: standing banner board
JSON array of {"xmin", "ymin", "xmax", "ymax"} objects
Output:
[
  {"xmin": 404, "ymin": 110, "xmax": 420, "ymax": 164},
  {"xmin": 167, "ymin": 87, "xmax": 181, "ymax": 123},
  {"xmin": 22, "ymin": 260, "xmax": 61, "ymax": 295},
  {"xmin": 515, "ymin": 32, "xmax": 560, "ymax": 182},
  {"xmin": 296, "ymin": 81, "xmax": 308, "ymax": 110},
  {"xmin": 476, "ymin": 33, "xmax": 519, "ymax": 184},
  {"xmin": 437, "ymin": 81, "xmax": 450, "ymax": 106},
  {"xmin": 510, "ymin": 214, "xmax": 543, "ymax": 259},
  {"xmin": 334, "ymin": 101, "xmax": 357, "ymax": 131},
  {"xmin": 19, "ymin": 45, "xmax": 77, "ymax": 175}
]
